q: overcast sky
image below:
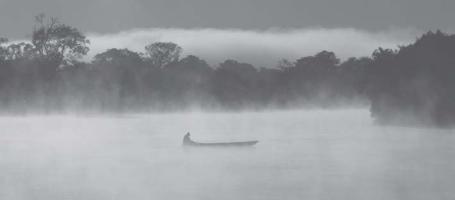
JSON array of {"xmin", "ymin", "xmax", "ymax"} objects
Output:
[{"xmin": 0, "ymin": 0, "xmax": 454, "ymax": 38}]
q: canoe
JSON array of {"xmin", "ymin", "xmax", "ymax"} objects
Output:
[
  {"xmin": 182, "ymin": 132, "xmax": 258, "ymax": 147},
  {"xmin": 184, "ymin": 140, "xmax": 258, "ymax": 147}
]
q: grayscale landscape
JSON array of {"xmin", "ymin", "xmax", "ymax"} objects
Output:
[{"xmin": 1, "ymin": 0, "xmax": 455, "ymax": 199}]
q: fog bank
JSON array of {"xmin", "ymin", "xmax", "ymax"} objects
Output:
[
  {"xmin": 87, "ymin": 28, "xmax": 417, "ymax": 67},
  {"xmin": 1, "ymin": 109, "xmax": 455, "ymax": 200}
]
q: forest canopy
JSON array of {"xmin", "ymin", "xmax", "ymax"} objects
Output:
[{"xmin": 1, "ymin": 16, "xmax": 454, "ymax": 127}]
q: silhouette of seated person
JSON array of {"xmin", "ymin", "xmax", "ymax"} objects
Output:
[{"xmin": 183, "ymin": 132, "xmax": 194, "ymax": 145}]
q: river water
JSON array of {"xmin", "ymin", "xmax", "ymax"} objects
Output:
[{"xmin": 0, "ymin": 109, "xmax": 454, "ymax": 200}]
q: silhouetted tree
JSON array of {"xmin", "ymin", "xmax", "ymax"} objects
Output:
[
  {"xmin": 144, "ymin": 42, "xmax": 182, "ymax": 68},
  {"xmin": 159, "ymin": 55, "xmax": 214, "ymax": 108},
  {"xmin": 5, "ymin": 42, "xmax": 34, "ymax": 61},
  {"xmin": 32, "ymin": 14, "xmax": 89, "ymax": 64},
  {"xmin": 212, "ymin": 59, "xmax": 260, "ymax": 109},
  {"xmin": 337, "ymin": 57, "xmax": 371, "ymax": 102},
  {"xmin": 92, "ymin": 48, "xmax": 145, "ymax": 110},
  {"xmin": 0, "ymin": 37, "xmax": 8, "ymax": 61},
  {"xmin": 367, "ymin": 31, "xmax": 455, "ymax": 126},
  {"xmin": 277, "ymin": 51, "xmax": 340, "ymax": 106}
]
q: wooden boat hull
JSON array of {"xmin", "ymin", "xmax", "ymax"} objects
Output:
[{"xmin": 184, "ymin": 140, "xmax": 258, "ymax": 147}]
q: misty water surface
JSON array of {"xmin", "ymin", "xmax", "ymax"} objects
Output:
[{"xmin": 0, "ymin": 109, "xmax": 454, "ymax": 200}]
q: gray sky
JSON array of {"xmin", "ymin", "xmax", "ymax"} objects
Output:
[
  {"xmin": 0, "ymin": 0, "xmax": 454, "ymax": 38},
  {"xmin": 0, "ymin": 0, "xmax": 451, "ymax": 66}
]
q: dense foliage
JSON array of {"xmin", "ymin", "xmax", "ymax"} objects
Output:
[
  {"xmin": 366, "ymin": 31, "xmax": 455, "ymax": 127},
  {"xmin": 0, "ymin": 16, "xmax": 369, "ymax": 114},
  {"xmin": 1, "ymin": 16, "xmax": 455, "ymax": 127}
]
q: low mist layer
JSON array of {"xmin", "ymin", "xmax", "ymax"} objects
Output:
[{"xmin": 1, "ymin": 110, "xmax": 455, "ymax": 200}]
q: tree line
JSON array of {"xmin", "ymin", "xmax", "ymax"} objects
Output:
[{"xmin": 1, "ymin": 15, "xmax": 454, "ymax": 127}]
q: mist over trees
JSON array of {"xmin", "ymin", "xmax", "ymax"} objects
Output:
[
  {"xmin": 1, "ymin": 16, "xmax": 455, "ymax": 127},
  {"xmin": 366, "ymin": 31, "xmax": 455, "ymax": 127}
]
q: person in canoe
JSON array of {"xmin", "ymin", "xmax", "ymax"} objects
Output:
[{"xmin": 183, "ymin": 132, "xmax": 194, "ymax": 145}]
